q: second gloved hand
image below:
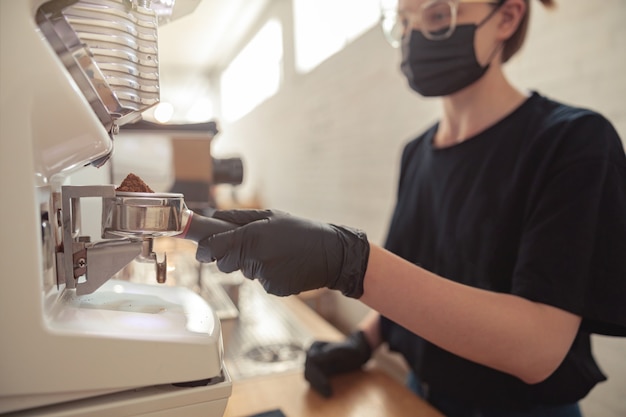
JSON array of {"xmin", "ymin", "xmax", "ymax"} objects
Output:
[
  {"xmin": 195, "ymin": 209, "xmax": 370, "ymax": 298},
  {"xmin": 304, "ymin": 331, "xmax": 373, "ymax": 397}
]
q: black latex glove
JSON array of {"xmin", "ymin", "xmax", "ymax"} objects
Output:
[
  {"xmin": 304, "ymin": 331, "xmax": 372, "ymax": 397},
  {"xmin": 196, "ymin": 209, "xmax": 369, "ymax": 298}
]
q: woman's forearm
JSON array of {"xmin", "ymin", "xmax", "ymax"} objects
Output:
[{"xmin": 360, "ymin": 244, "xmax": 581, "ymax": 384}]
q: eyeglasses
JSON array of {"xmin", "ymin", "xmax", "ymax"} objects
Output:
[{"xmin": 380, "ymin": 0, "xmax": 502, "ymax": 47}]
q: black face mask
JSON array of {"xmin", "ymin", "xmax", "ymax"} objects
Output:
[{"xmin": 400, "ymin": 10, "xmax": 500, "ymax": 97}]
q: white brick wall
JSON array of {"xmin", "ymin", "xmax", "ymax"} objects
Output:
[
  {"xmin": 213, "ymin": 0, "xmax": 626, "ymax": 245},
  {"xmin": 506, "ymin": 0, "xmax": 626, "ymax": 131},
  {"xmin": 211, "ymin": 2, "xmax": 625, "ymax": 414}
]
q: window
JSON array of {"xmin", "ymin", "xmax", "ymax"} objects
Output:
[
  {"xmin": 221, "ymin": 19, "xmax": 283, "ymax": 122},
  {"xmin": 293, "ymin": 0, "xmax": 381, "ymax": 73}
]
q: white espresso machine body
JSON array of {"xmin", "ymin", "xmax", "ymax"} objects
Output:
[{"xmin": 0, "ymin": 1, "xmax": 231, "ymax": 416}]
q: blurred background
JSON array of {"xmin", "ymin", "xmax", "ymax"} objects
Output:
[{"xmin": 74, "ymin": 1, "xmax": 625, "ymax": 415}]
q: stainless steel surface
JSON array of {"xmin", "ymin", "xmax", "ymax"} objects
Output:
[
  {"xmin": 80, "ymin": 239, "xmax": 143, "ymax": 295},
  {"xmin": 102, "ymin": 192, "xmax": 185, "ymax": 238}
]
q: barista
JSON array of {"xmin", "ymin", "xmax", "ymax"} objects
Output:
[{"xmin": 196, "ymin": 0, "xmax": 626, "ymax": 415}]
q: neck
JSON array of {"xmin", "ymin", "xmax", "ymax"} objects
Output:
[{"xmin": 434, "ymin": 66, "xmax": 528, "ymax": 148}]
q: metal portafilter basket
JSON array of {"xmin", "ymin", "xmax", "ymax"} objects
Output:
[{"xmin": 102, "ymin": 192, "xmax": 237, "ymax": 282}]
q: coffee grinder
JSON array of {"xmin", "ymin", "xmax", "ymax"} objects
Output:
[{"xmin": 0, "ymin": 1, "xmax": 233, "ymax": 415}]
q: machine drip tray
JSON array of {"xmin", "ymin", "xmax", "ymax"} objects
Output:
[{"xmin": 122, "ymin": 240, "xmax": 318, "ymax": 382}]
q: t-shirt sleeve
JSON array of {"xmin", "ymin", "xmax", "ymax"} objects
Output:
[{"xmin": 511, "ymin": 112, "xmax": 626, "ymax": 336}]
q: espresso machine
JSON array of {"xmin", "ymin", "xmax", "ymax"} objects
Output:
[{"xmin": 0, "ymin": 1, "xmax": 232, "ymax": 415}]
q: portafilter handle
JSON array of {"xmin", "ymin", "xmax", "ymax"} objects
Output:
[{"xmin": 177, "ymin": 209, "xmax": 238, "ymax": 242}]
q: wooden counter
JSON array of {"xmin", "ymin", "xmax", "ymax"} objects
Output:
[
  {"xmin": 223, "ymin": 368, "xmax": 444, "ymax": 417},
  {"xmin": 223, "ymin": 296, "xmax": 444, "ymax": 417}
]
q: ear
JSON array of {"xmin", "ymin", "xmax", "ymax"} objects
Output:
[{"xmin": 496, "ymin": 0, "xmax": 527, "ymax": 41}]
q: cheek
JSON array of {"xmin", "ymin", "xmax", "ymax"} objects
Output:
[{"xmin": 474, "ymin": 25, "xmax": 500, "ymax": 66}]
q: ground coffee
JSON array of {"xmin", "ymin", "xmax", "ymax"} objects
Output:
[{"xmin": 116, "ymin": 173, "xmax": 154, "ymax": 193}]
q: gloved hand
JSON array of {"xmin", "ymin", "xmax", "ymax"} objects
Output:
[
  {"xmin": 196, "ymin": 209, "xmax": 370, "ymax": 298},
  {"xmin": 304, "ymin": 331, "xmax": 372, "ymax": 397}
]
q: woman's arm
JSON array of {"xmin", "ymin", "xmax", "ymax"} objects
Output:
[
  {"xmin": 360, "ymin": 244, "xmax": 581, "ymax": 384},
  {"xmin": 197, "ymin": 209, "xmax": 582, "ymax": 383}
]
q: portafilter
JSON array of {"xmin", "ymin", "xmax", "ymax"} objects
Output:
[
  {"xmin": 101, "ymin": 192, "xmax": 237, "ymax": 283},
  {"xmin": 102, "ymin": 192, "xmax": 237, "ymax": 241}
]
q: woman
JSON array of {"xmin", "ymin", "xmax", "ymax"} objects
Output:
[{"xmin": 196, "ymin": 0, "xmax": 626, "ymax": 415}]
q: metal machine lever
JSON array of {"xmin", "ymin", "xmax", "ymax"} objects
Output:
[{"xmin": 77, "ymin": 239, "xmax": 142, "ymax": 295}]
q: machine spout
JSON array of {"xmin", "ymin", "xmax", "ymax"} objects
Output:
[{"xmin": 137, "ymin": 238, "xmax": 168, "ymax": 284}]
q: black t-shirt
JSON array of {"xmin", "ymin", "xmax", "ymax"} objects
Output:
[{"xmin": 380, "ymin": 92, "xmax": 626, "ymax": 409}]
